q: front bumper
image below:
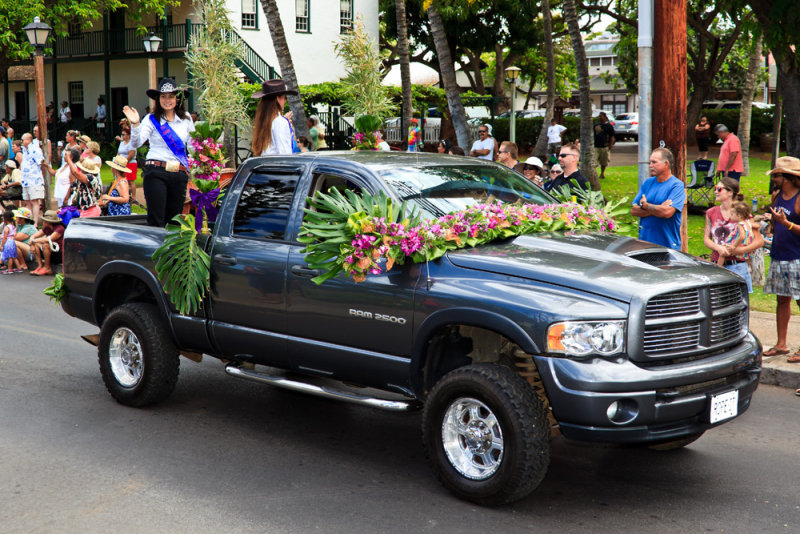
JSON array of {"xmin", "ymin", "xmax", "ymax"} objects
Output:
[{"xmin": 534, "ymin": 332, "xmax": 762, "ymax": 443}]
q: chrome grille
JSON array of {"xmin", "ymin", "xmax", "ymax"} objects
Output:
[
  {"xmin": 640, "ymin": 283, "xmax": 747, "ymax": 361},
  {"xmin": 642, "ymin": 322, "xmax": 701, "ymax": 354},
  {"xmin": 645, "ymin": 288, "xmax": 700, "ymax": 319},
  {"xmin": 711, "ymin": 311, "xmax": 746, "ymax": 344},
  {"xmin": 710, "ymin": 284, "xmax": 743, "ymax": 309}
]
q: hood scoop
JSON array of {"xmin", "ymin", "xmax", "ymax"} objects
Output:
[{"xmin": 626, "ymin": 249, "xmax": 679, "ymax": 267}]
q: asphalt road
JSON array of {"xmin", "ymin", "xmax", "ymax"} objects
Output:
[{"xmin": 1, "ymin": 275, "xmax": 799, "ymax": 533}]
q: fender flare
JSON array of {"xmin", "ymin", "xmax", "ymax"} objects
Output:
[
  {"xmin": 409, "ymin": 307, "xmax": 540, "ymax": 396},
  {"xmin": 92, "ymin": 260, "xmax": 172, "ymax": 328}
]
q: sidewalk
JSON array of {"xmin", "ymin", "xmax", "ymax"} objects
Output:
[{"xmin": 749, "ymin": 310, "xmax": 800, "ymax": 389}]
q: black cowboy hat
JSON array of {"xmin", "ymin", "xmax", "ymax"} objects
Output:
[
  {"xmin": 250, "ymin": 79, "xmax": 299, "ymax": 100},
  {"xmin": 146, "ymin": 77, "xmax": 190, "ymax": 100}
]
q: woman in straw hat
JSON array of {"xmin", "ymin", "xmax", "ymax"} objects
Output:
[
  {"xmin": 250, "ymin": 79, "xmax": 299, "ymax": 156},
  {"xmin": 28, "ymin": 210, "xmax": 66, "ymax": 276},
  {"xmin": 100, "ymin": 155, "xmax": 132, "ymax": 216},
  {"xmin": 763, "ymin": 156, "xmax": 800, "ymax": 362},
  {"xmin": 64, "ymin": 150, "xmax": 103, "ymax": 217},
  {"xmin": 122, "ymin": 77, "xmax": 194, "ymax": 227}
]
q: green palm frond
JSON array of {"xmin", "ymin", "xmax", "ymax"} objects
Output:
[{"xmin": 152, "ymin": 214, "xmax": 211, "ymax": 316}]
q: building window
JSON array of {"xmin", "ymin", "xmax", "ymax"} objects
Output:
[
  {"xmin": 68, "ymin": 21, "xmax": 82, "ymax": 38},
  {"xmin": 69, "ymin": 82, "xmax": 84, "ymax": 106},
  {"xmin": 590, "ymin": 58, "xmax": 601, "ymax": 67},
  {"xmin": 242, "ymin": 0, "xmax": 257, "ymax": 29},
  {"xmin": 601, "ymin": 57, "xmax": 613, "ymax": 67},
  {"xmin": 601, "ymin": 94, "xmax": 627, "ymax": 116},
  {"xmin": 340, "ymin": 0, "xmax": 354, "ymax": 33},
  {"xmin": 296, "ymin": 0, "xmax": 310, "ymax": 33}
]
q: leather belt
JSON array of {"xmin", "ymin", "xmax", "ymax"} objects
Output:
[
  {"xmin": 723, "ymin": 259, "xmax": 745, "ymax": 265},
  {"xmin": 145, "ymin": 160, "xmax": 187, "ymax": 172}
]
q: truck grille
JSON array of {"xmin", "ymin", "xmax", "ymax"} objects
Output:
[
  {"xmin": 640, "ymin": 283, "xmax": 747, "ymax": 361},
  {"xmin": 646, "ymin": 288, "xmax": 700, "ymax": 319}
]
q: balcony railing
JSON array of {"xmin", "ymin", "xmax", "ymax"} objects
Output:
[{"xmin": 50, "ymin": 22, "xmax": 278, "ymax": 82}]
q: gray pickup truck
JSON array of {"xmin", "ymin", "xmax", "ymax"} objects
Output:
[{"xmin": 61, "ymin": 152, "xmax": 761, "ymax": 505}]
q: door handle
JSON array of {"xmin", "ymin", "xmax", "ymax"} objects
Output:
[
  {"xmin": 213, "ymin": 254, "xmax": 237, "ymax": 266},
  {"xmin": 291, "ymin": 265, "xmax": 321, "ymax": 277}
]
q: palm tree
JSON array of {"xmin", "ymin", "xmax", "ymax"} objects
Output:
[
  {"xmin": 563, "ymin": 0, "xmax": 599, "ymax": 190},
  {"xmin": 427, "ymin": 4, "xmax": 471, "ymax": 150},
  {"xmin": 533, "ymin": 0, "xmax": 556, "ymax": 159},
  {"xmin": 737, "ymin": 33, "xmax": 763, "ymax": 177},
  {"xmin": 395, "ymin": 0, "xmax": 413, "ymax": 138},
  {"xmin": 259, "ymin": 0, "xmax": 309, "ymax": 138}
]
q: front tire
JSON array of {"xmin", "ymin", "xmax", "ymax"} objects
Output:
[
  {"xmin": 422, "ymin": 364, "xmax": 551, "ymax": 505},
  {"xmin": 98, "ymin": 303, "xmax": 180, "ymax": 407}
]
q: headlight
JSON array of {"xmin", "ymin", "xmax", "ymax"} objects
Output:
[{"xmin": 547, "ymin": 321, "xmax": 625, "ymax": 357}]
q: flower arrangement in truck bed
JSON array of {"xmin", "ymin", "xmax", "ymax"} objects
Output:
[{"xmin": 298, "ymin": 188, "xmax": 627, "ymax": 285}]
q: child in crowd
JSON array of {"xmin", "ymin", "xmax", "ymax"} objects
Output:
[
  {"xmin": 719, "ymin": 201, "xmax": 754, "ymax": 266},
  {"xmin": 1, "ymin": 210, "xmax": 23, "ymax": 274}
]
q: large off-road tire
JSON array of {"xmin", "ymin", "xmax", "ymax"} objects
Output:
[
  {"xmin": 98, "ymin": 303, "xmax": 180, "ymax": 407},
  {"xmin": 647, "ymin": 432, "xmax": 705, "ymax": 451},
  {"xmin": 422, "ymin": 364, "xmax": 551, "ymax": 506}
]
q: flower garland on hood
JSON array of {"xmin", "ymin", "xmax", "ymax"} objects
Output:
[{"xmin": 298, "ymin": 189, "xmax": 623, "ymax": 285}]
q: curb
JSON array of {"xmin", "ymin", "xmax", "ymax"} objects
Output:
[
  {"xmin": 759, "ymin": 356, "xmax": 800, "ymax": 389},
  {"xmin": 749, "ymin": 310, "xmax": 800, "ymax": 389}
]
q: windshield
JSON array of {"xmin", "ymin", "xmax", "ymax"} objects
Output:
[{"xmin": 378, "ymin": 163, "xmax": 555, "ymax": 219}]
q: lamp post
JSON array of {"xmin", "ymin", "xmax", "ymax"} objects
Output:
[
  {"xmin": 23, "ymin": 16, "xmax": 52, "ymax": 209},
  {"xmin": 143, "ymin": 33, "xmax": 162, "ymax": 108},
  {"xmin": 505, "ymin": 66, "xmax": 521, "ymax": 143}
]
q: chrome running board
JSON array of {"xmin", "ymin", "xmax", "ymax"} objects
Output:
[{"xmin": 225, "ymin": 364, "xmax": 421, "ymax": 412}]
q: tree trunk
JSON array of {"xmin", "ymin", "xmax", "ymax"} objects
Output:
[
  {"xmin": 259, "ymin": 0, "xmax": 308, "ymax": 138},
  {"xmin": 777, "ymin": 56, "xmax": 800, "ymax": 157},
  {"xmin": 395, "ymin": 0, "xmax": 413, "ymax": 137},
  {"xmin": 427, "ymin": 6, "xmax": 471, "ymax": 150},
  {"xmin": 562, "ymin": 0, "xmax": 598, "ymax": 189},
  {"xmin": 771, "ymin": 76, "xmax": 782, "ymax": 170},
  {"xmin": 737, "ymin": 35, "xmax": 763, "ymax": 176},
  {"xmin": 533, "ymin": 0, "xmax": 556, "ymax": 159},
  {"xmin": 686, "ymin": 89, "xmax": 710, "ymax": 151}
]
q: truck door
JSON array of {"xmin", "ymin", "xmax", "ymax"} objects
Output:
[
  {"xmin": 207, "ymin": 167, "xmax": 303, "ymax": 366},
  {"xmin": 285, "ymin": 167, "xmax": 419, "ymax": 391}
]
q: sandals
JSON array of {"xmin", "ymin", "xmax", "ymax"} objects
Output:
[
  {"xmin": 787, "ymin": 352, "xmax": 800, "ymax": 364},
  {"xmin": 763, "ymin": 347, "xmax": 790, "ymax": 357}
]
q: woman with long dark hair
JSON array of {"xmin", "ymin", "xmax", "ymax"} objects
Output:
[
  {"xmin": 122, "ymin": 77, "xmax": 195, "ymax": 226},
  {"xmin": 251, "ymin": 80, "xmax": 298, "ymax": 156}
]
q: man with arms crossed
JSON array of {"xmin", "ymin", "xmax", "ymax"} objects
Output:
[{"xmin": 631, "ymin": 147, "xmax": 685, "ymax": 250}]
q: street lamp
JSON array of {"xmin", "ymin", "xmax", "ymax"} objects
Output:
[
  {"xmin": 143, "ymin": 33, "xmax": 162, "ymax": 108},
  {"xmin": 23, "ymin": 16, "xmax": 52, "ymax": 209},
  {"xmin": 505, "ymin": 66, "xmax": 521, "ymax": 143}
]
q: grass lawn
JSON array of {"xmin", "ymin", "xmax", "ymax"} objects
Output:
[{"xmin": 601, "ymin": 151, "xmax": 788, "ymax": 315}]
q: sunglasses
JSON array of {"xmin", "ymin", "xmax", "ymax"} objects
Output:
[
  {"xmin": 478, "ymin": 130, "xmax": 488, "ymax": 134},
  {"xmin": 523, "ymin": 165, "xmax": 540, "ymax": 171},
  {"xmin": 714, "ymin": 186, "xmax": 729, "ymax": 192},
  {"xmin": 550, "ymin": 170, "xmax": 561, "ymax": 175},
  {"xmin": 558, "ymin": 153, "xmax": 575, "ymax": 158}
]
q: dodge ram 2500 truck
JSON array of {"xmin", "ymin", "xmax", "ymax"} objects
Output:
[{"xmin": 61, "ymin": 152, "xmax": 761, "ymax": 505}]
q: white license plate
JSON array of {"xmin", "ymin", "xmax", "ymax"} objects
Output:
[{"xmin": 709, "ymin": 390, "xmax": 739, "ymax": 423}]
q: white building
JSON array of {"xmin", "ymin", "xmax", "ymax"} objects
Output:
[{"xmin": 1, "ymin": 1, "xmax": 378, "ymax": 137}]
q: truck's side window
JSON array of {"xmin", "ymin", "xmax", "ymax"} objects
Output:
[
  {"xmin": 307, "ymin": 173, "xmax": 363, "ymax": 210},
  {"xmin": 233, "ymin": 172, "xmax": 298, "ymax": 240}
]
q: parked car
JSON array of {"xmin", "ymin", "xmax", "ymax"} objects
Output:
[
  {"xmin": 614, "ymin": 112, "xmax": 639, "ymax": 140},
  {"xmin": 60, "ymin": 152, "xmax": 761, "ymax": 505},
  {"xmin": 564, "ymin": 109, "xmax": 616, "ymax": 125},
  {"xmin": 702, "ymin": 100, "xmax": 773, "ymax": 110}
]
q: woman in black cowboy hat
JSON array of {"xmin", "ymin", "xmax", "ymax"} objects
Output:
[
  {"xmin": 121, "ymin": 77, "xmax": 194, "ymax": 227},
  {"xmin": 251, "ymin": 79, "xmax": 299, "ymax": 156}
]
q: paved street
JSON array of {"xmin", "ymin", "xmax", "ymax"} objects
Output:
[{"xmin": 1, "ymin": 275, "xmax": 799, "ymax": 533}]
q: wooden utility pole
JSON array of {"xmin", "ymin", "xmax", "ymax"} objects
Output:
[{"xmin": 652, "ymin": 0, "xmax": 687, "ymax": 251}]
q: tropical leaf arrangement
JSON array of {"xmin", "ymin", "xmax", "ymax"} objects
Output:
[
  {"xmin": 152, "ymin": 214, "xmax": 211, "ymax": 316},
  {"xmin": 548, "ymin": 183, "xmax": 638, "ymax": 236},
  {"xmin": 43, "ymin": 273, "xmax": 66, "ymax": 303},
  {"xmin": 299, "ymin": 189, "xmax": 626, "ymax": 285}
]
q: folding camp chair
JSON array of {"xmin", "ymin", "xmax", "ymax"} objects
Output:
[{"xmin": 687, "ymin": 159, "xmax": 716, "ymax": 206}]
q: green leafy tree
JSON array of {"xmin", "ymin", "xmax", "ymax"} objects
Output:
[
  {"xmin": 748, "ymin": 0, "xmax": 800, "ymax": 157},
  {"xmin": 0, "ymin": 1, "xmax": 179, "ymax": 77}
]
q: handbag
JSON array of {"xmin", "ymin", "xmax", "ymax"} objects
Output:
[
  {"xmin": 101, "ymin": 178, "xmax": 121, "ymax": 216},
  {"xmin": 5, "ymin": 183, "xmax": 22, "ymax": 199}
]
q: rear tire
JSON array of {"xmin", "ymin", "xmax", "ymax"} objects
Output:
[
  {"xmin": 422, "ymin": 364, "xmax": 551, "ymax": 505},
  {"xmin": 98, "ymin": 303, "xmax": 180, "ymax": 407}
]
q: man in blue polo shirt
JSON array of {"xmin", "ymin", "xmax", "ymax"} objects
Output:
[{"xmin": 631, "ymin": 147, "xmax": 685, "ymax": 250}]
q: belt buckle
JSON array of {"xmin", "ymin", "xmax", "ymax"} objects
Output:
[{"xmin": 165, "ymin": 160, "xmax": 180, "ymax": 172}]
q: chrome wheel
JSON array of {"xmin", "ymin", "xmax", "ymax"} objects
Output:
[
  {"xmin": 441, "ymin": 397, "xmax": 504, "ymax": 480},
  {"xmin": 108, "ymin": 327, "xmax": 144, "ymax": 388}
]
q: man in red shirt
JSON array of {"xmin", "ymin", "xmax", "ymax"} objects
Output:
[{"xmin": 714, "ymin": 124, "xmax": 743, "ymax": 181}]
